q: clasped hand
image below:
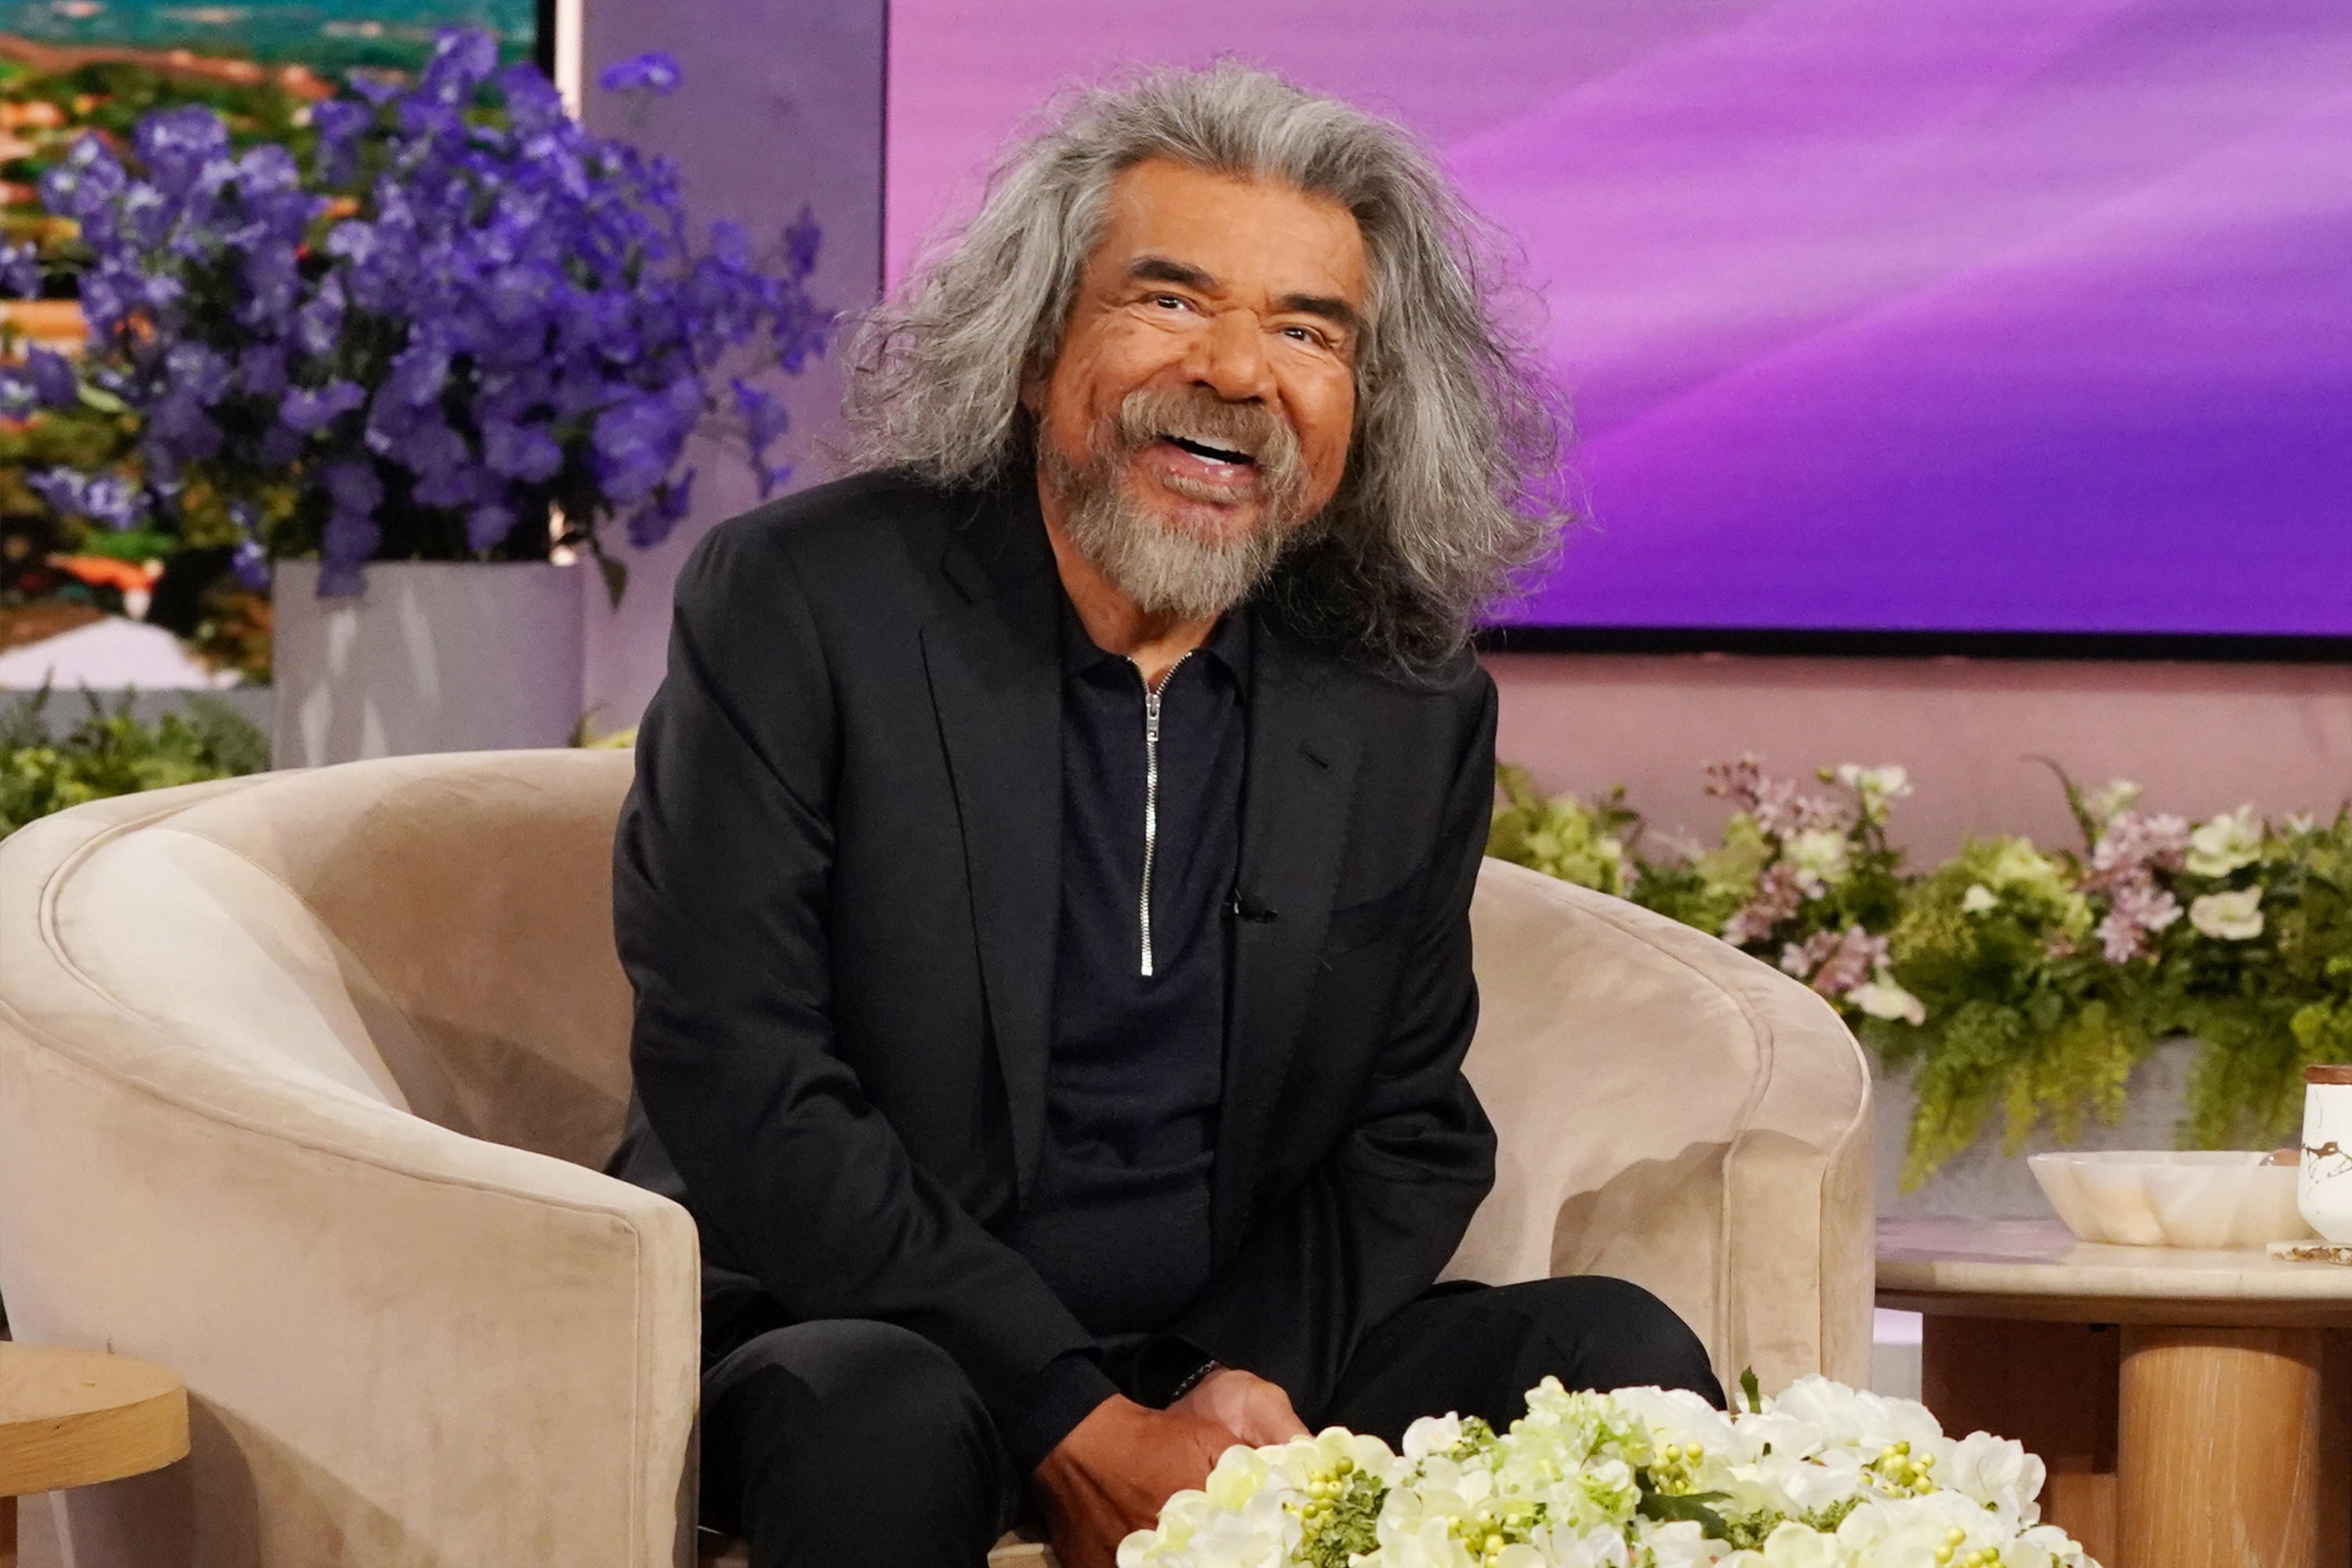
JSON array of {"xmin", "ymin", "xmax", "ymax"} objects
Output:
[{"xmin": 1034, "ymin": 1369, "xmax": 1308, "ymax": 1568}]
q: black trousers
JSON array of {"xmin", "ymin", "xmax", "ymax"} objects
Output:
[{"xmin": 699, "ymin": 1276, "xmax": 1723, "ymax": 1568}]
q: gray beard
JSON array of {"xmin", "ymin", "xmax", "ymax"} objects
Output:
[{"xmin": 1041, "ymin": 447, "xmax": 1301, "ymax": 624}]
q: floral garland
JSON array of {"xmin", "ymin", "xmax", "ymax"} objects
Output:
[
  {"xmin": 1118, "ymin": 1374, "xmax": 2089, "ymax": 1568},
  {"xmin": 1487, "ymin": 760, "xmax": 2352, "ymax": 1185}
]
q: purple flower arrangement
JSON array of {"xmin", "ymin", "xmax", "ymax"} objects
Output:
[{"xmin": 2, "ymin": 33, "xmax": 823, "ymax": 598}]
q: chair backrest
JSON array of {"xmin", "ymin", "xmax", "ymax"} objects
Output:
[{"xmin": 31, "ymin": 749, "xmax": 639, "ymax": 1169}]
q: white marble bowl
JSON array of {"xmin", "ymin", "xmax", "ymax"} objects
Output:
[{"xmin": 2028, "ymin": 1151, "xmax": 2318, "ymax": 1249}]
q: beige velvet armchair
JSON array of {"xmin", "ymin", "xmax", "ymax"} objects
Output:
[{"xmin": 0, "ymin": 749, "xmax": 1870, "ymax": 1567}]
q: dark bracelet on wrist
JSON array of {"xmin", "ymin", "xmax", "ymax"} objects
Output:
[{"xmin": 1166, "ymin": 1358, "xmax": 1222, "ymax": 1403}]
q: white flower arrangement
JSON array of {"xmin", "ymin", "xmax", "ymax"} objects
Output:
[{"xmin": 1118, "ymin": 1375, "xmax": 2095, "ymax": 1568}]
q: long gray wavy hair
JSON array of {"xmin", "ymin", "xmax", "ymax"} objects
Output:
[{"xmin": 843, "ymin": 63, "xmax": 1571, "ymax": 681}]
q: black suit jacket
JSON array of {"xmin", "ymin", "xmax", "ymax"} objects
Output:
[{"xmin": 611, "ymin": 468, "xmax": 1498, "ymax": 1438}]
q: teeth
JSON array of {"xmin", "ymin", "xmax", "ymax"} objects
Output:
[{"xmin": 1167, "ymin": 434, "xmax": 1254, "ymax": 463}]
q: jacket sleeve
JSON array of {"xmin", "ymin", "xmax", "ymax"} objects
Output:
[
  {"xmin": 613, "ymin": 523, "xmax": 1109, "ymax": 1445},
  {"xmin": 1162, "ymin": 674, "xmax": 1500, "ymax": 1416}
]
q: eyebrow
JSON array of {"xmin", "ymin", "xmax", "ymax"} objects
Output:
[{"xmin": 1126, "ymin": 255, "xmax": 1364, "ymax": 340}]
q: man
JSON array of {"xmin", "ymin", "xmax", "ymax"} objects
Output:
[{"xmin": 608, "ymin": 64, "xmax": 1722, "ymax": 1568}]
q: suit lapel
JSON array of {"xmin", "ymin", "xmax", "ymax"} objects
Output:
[
  {"xmin": 1214, "ymin": 625, "xmax": 1363, "ymax": 1254},
  {"xmin": 920, "ymin": 487, "xmax": 1063, "ymax": 1201}
]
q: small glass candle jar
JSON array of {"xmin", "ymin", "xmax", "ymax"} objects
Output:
[{"xmin": 2298, "ymin": 1065, "xmax": 2352, "ymax": 1243}]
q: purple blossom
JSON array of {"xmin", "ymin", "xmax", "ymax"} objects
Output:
[
  {"xmin": 320, "ymin": 458, "xmax": 382, "ymax": 517},
  {"xmin": 600, "ymin": 51, "xmax": 683, "ymax": 95},
  {"xmin": 238, "ymin": 344, "xmax": 287, "ymax": 397},
  {"xmin": 143, "ymin": 390, "xmax": 223, "ymax": 466},
  {"xmin": 0, "ymin": 368, "xmax": 34, "ymax": 419},
  {"xmin": 373, "ymin": 405, "xmax": 474, "ymax": 487},
  {"xmin": 2091, "ymin": 811, "xmax": 2190, "ymax": 875},
  {"xmin": 626, "ymin": 469, "xmax": 694, "ymax": 548},
  {"xmin": 165, "ymin": 341, "xmax": 230, "ymax": 402},
  {"xmin": 318, "ymin": 459, "xmax": 383, "ymax": 597},
  {"xmin": 235, "ymin": 245, "xmax": 300, "ymax": 328},
  {"xmin": 2083, "ymin": 808, "xmax": 2193, "ymax": 962},
  {"xmin": 230, "ymin": 538, "xmax": 271, "ymax": 590},
  {"xmin": 38, "ymin": 136, "xmax": 127, "ymax": 223},
  {"xmin": 82, "ymin": 474, "xmax": 146, "ymax": 530},
  {"xmin": 593, "ymin": 391, "xmax": 691, "ymax": 504},
  {"xmin": 731, "ymin": 377, "xmax": 790, "ymax": 495},
  {"xmin": 1779, "ymin": 927, "xmax": 1889, "ymax": 999},
  {"xmin": 1704, "ymin": 754, "xmax": 1843, "ymax": 840},
  {"xmin": 133, "ymin": 105, "xmax": 233, "ymax": 200},
  {"xmin": 233, "ymin": 143, "xmax": 301, "ymax": 198},
  {"xmin": 1723, "ymin": 862, "xmax": 1809, "ymax": 947},
  {"xmin": 23, "ymin": 347, "xmax": 76, "ymax": 407},
  {"xmin": 347, "ymin": 71, "xmax": 404, "ymax": 107},
  {"xmin": 482, "ymin": 417, "xmax": 563, "ymax": 482},
  {"xmin": 0, "ymin": 241, "xmax": 42, "ymax": 298},
  {"xmin": 419, "ymin": 28, "xmax": 500, "ymax": 104},
  {"xmin": 466, "ymin": 503, "xmax": 516, "ymax": 552},
  {"xmin": 380, "ymin": 342, "xmax": 450, "ymax": 408},
  {"xmin": 495, "ymin": 64, "xmax": 568, "ymax": 137},
  {"xmin": 2096, "ymin": 881, "xmax": 2183, "ymax": 964},
  {"xmin": 411, "ymin": 455, "xmax": 496, "ymax": 509},
  {"xmin": 292, "ymin": 277, "xmax": 346, "ymax": 356},
  {"xmin": 783, "ymin": 208, "xmax": 821, "ymax": 281},
  {"xmin": 280, "ymin": 380, "xmax": 368, "ymax": 434},
  {"xmin": 309, "ymin": 99, "xmax": 373, "ymax": 184},
  {"xmin": 26, "ymin": 468, "xmax": 80, "ymax": 512},
  {"xmin": 28, "ymin": 468, "xmax": 146, "ymax": 529}
]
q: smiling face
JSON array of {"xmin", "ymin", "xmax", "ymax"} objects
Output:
[{"xmin": 1026, "ymin": 158, "xmax": 1370, "ymax": 620}]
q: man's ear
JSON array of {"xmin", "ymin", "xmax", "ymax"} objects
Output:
[{"xmin": 1018, "ymin": 355, "xmax": 1047, "ymax": 418}]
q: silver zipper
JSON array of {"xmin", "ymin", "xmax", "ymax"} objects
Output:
[{"xmin": 1138, "ymin": 652, "xmax": 1192, "ymax": 978}]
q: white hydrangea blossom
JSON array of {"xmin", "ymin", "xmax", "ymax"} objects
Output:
[
  {"xmin": 2184, "ymin": 806, "xmax": 2263, "ymax": 878},
  {"xmin": 1834, "ymin": 764, "xmax": 1912, "ymax": 825},
  {"xmin": 1848, "ymin": 967, "xmax": 1926, "ymax": 1027},
  {"xmin": 2187, "ymin": 887, "xmax": 2263, "ymax": 941},
  {"xmin": 1116, "ymin": 1376, "xmax": 2100, "ymax": 1568},
  {"xmin": 1783, "ymin": 829, "xmax": 1852, "ymax": 891}
]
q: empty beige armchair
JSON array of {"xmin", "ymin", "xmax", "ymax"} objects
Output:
[{"xmin": 0, "ymin": 750, "xmax": 1869, "ymax": 1567}]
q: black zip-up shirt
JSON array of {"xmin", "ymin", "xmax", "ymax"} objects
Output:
[{"xmin": 1000, "ymin": 595, "xmax": 1249, "ymax": 1460}]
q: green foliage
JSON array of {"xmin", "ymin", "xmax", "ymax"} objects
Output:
[
  {"xmin": 1297, "ymin": 1465, "xmax": 1386, "ymax": 1568},
  {"xmin": 1487, "ymin": 764, "xmax": 1638, "ymax": 896},
  {"xmin": 1490, "ymin": 760, "xmax": 2352, "ymax": 1184},
  {"xmin": 1637, "ymin": 1486, "xmax": 1734, "ymax": 1541},
  {"xmin": 0, "ymin": 686, "xmax": 266, "ymax": 837}
]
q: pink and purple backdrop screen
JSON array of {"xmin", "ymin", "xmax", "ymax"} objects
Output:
[{"xmin": 885, "ymin": 1, "xmax": 2352, "ymax": 637}]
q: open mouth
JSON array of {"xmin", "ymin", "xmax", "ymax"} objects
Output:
[{"xmin": 1163, "ymin": 434, "xmax": 1254, "ymax": 466}]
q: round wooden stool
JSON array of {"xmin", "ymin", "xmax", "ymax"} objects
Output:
[{"xmin": 0, "ymin": 1342, "xmax": 188, "ymax": 1568}]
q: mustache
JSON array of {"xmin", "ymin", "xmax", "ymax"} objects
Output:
[{"xmin": 1095, "ymin": 385, "xmax": 1312, "ymax": 518}]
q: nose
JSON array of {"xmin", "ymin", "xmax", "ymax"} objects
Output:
[{"xmin": 1185, "ymin": 307, "xmax": 1275, "ymax": 404}]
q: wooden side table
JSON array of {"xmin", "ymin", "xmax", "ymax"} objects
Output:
[
  {"xmin": 1879, "ymin": 1217, "xmax": 2352, "ymax": 1568},
  {"xmin": 0, "ymin": 1342, "xmax": 188, "ymax": 1568}
]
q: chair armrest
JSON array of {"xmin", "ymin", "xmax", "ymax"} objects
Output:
[{"xmin": 1453, "ymin": 864, "xmax": 1873, "ymax": 1392}]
